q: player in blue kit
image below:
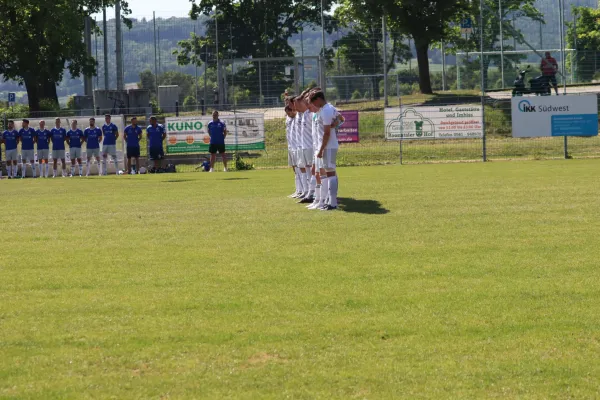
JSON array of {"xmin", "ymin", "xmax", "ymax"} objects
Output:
[
  {"xmin": 124, "ymin": 117, "xmax": 143, "ymax": 174},
  {"xmin": 207, "ymin": 111, "xmax": 228, "ymax": 172},
  {"xmin": 84, "ymin": 118, "xmax": 102, "ymax": 176},
  {"xmin": 66, "ymin": 120, "xmax": 84, "ymax": 177},
  {"xmin": 101, "ymin": 114, "xmax": 120, "ymax": 175},
  {"xmin": 2, "ymin": 120, "xmax": 19, "ymax": 179},
  {"xmin": 51, "ymin": 118, "xmax": 67, "ymax": 178},
  {"xmin": 36, "ymin": 120, "xmax": 51, "ymax": 178},
  {"xmin": 18, "ymin": 119, "xmax": 37, "ymax": 178},
  {"xmin": 146, "ymin": 116, "xmax": 166, "ymax": 172}
]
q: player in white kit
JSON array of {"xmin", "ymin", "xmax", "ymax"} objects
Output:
[
  {"xmin": 285, "ymin": 104, "xmax": 301, "ymax": 198},
  {"xmin": 293, "ymin": 90, "xmax": 316, "ymax": 203},
  {"xmin": 310, "ymin": 90, "xmax": 340, "ymax": 211}
]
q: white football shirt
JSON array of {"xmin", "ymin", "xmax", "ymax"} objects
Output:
[{"xmin": 317, "ymin": 103, "xmax": 338, "ymax": 150}]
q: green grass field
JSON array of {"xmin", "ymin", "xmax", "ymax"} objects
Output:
[{"xmin": 2, "ymin": 161, "xmax": 600, "ymax": 398}]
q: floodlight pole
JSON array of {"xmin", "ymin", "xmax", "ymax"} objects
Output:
[
  {"xmin": 499, "ymin": 0, "xmax": 505, "ymax": 88},
  {"xmin": 382, "ymin": 14, "xmax": 388, "ymax": 107},
  {"xmin": 480, "ymin": 0, "xmax": 487, "ymax": 162},
  {"xmin": 320, "ymin": 0, "xmax": 326, "ymax": 95}
]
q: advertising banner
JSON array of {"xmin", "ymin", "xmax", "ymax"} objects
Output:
[
  {"xmin": 337, "ymin": 110, "xmax": 359, "ymax": 143},
  {"xmin": 511, "ymin": 95, "xmax": 598, "ymax": 137},
  {"xmin": 165, "ymin": 114, "xmax": 265, "ymax": 154},
  {"xmin": 385, "ymin": 105, "xmax": 483, "ymax": 140}
]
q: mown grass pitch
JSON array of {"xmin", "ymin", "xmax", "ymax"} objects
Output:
[{"xmin": 2, "ymin": 160, "xmax": 600, "ymax": 399}]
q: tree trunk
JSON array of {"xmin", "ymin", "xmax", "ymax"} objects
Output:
[
  {"xmin": 415, "ymin": 40, "xmax": 432, "ymax": 94},
  {"xmin": 40, "ymin": 80, "xmax": 59, "ymax": 107},
  {"xmin": 372, "ymin": 75, "xmax": 381, "ymax": 100},
  {"xmin": 482, "ymin": 58, "xmax": 490, "ymax": 91},
  {"xmin": 24, "ymin": 75, "xmax": 41, "ymax": 113}
]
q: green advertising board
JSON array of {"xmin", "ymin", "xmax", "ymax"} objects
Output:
[{"xmin": 165, "ymin": 114, "xmax": 265, "ymax": 154}]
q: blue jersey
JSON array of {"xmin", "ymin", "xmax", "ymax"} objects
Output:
[
  {"xmin": 67, "ymin": 129, "xmax": 83, "ymax": 148},
  {"xmin": 51, "ymin": 127, "xmax": 67, "ymax": 150},
  {"xmin": 36, "ymin": 129, "xmax": 51, "ymax": 150},
  {"xmin": 2, "ymin": 130, "xmax": 19, "ymax": 151},
  {"xmin": 124, "ymin": 125, "xmax": 143, "ymax": 147},
  {"xmin": 19, "ymin": 127, "xmax": 36, "ymax": 150},
  {"xmin": 147, "ymin": 124, "xmax": 165, "ymax": 148},
  {"xmin": 84, "ymin": 127, "xmax": 102, "ymax": 149},
  {"xmin": 208, "ymin": 120, "xmax": 227, "ymax": 145},
  {"xmin": 102, "ymin": 123, "xmax": 118, "ymax": 146}
]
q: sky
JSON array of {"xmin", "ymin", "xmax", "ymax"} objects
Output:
[{"xmin": 102, "ymin": 0, "xmax": 192, "ymax": 19}]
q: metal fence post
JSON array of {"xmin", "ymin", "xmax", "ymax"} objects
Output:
[
  {"xmin": 481, "ymin": 94, "xmax": 487, "ymax": 162},
  {"xmin": 175, "ymin": 101, "xmax": 179, "ymax": 117},
  {"xmin": 564, "ymin": 136, "xmax": 569, "ymax": 159}
]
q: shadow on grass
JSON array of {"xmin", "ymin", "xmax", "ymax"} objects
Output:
[
  {"xmin": 220, "ymin": 178, "xmax": 249, "ymax": 181},
  {"xmin": 338, "ymin": 197, "xmax": 389, "ymax": 215},
  {"xmin": 163, "ymin": 179, "xmax": 196, "ymax": 183}
]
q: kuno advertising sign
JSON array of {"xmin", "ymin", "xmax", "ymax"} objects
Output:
[
  {"xmin": 511, "ymin": 95, "xmax": 598, "ymax": 137},
  {"xmin": 385, "ymin": 105, "xmax": 483, "ymax": 140},
  {"xmin": 165, "ymin": 114, "xmax": 265, "ymax": 154}
]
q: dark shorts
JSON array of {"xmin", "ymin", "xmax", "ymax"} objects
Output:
[
  {"xmin": 127, "ymin": 146, "xmax": 140, "ymax": 158},
  {"xmin": 209, "ymin": 144, "xmax": 226, "ymax": 154},
  {"xmin": 546, "ymin": 75, "xmax": 558, "ymax": 86},
  {"xmin": 149, "ymin": 146, "xmax": 164, "ymax": 161}
]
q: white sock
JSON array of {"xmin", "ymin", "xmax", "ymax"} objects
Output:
[
  {"xmin": 7, "ymin": 166, "xmax": 11, "ymax": 177},
  {"xmin": 114, "ymin": 159, "xmax": 119, "ymax": 174},
  {"xmin": 303, "ymin": 171, "xmax": 312, "ymax": 196},
  {"xmin": 31, "ymin": 164, "xmax": 36, "ymax": 178},
  {"xmin": 13, "ymin": 166, "xmax": 17, "ymax": 177},
  {"xmin": 309, "ymin": 174, "xmax": 317, "ymax": 195},
  {"xmin": 299, "ymin": 171, "xmax": 308, "ymax": 194},
  {"xmin": 78, "ymin": 164, "xmax": 83, "ymax": 175},
  {"xmin": 329, "ymin": 176, "xmax": 338, "ymax": 207},
  {"xmin": 315, "ymin": 184, "xmax": 321, "ymax": 202},
  {"xmin": 319, "ymin": 177, "xmax": 328, "ymax": 206},
  {"xmin": 53, "ymin": 169, "xmax": 57, "ymax": 177},
  {"xmin": 102, "ymin": 160, "xmax": 107, "ymax": 175},
  {"xmin": 294, "ymin": 171, "xmax": 301, "ymax": 193},
  {"xmin": 45, "ymin": 164, "xmax": 49, "ymax": 177}
]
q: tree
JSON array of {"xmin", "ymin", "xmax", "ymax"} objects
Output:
[
  {"xmin": 332, "ymin": 18, "xmax": 411, "ymax": 100},
  {"xmin": 336, "ymin": 0, "xmax": 470, "ymax": 94},
  {"xmin": 139, "ymin": 69, "xmax": 157, "ymax": 95},
  {"xmin": 176, "ymin": 0, "xmax": 336, "ymax": 99},
  {"xmin": 0, "ymin": 0, "xmax": 131, "ymax": 112},
  {"xmin": 567, "ymin": 6, "xmax": 600, "ymax": 82},
  {"xmin": 446, "ymin": 0, "xmax": 543, "ymax": 90}
]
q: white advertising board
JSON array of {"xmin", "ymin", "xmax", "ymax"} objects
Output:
[{"xmin": 511, "ymin": 95, "xmax": 598, "ymax": 138}]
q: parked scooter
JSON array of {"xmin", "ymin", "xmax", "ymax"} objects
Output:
[{"xmin": 512, "ymin": 65, "xmax": 551, "ymax": 96}]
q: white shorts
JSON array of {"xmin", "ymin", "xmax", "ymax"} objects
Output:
[
  {"xmin": 38, "ymin": 149, "xmax": 50, "ymax": 160},
  {"xmin": 87, "ymin": 148, "xmax": 100, "ymax": 158},
  {"xmin": 21, "ymin": 150, "xmax": 35, "ymax": 162},
  {"xmin": 70, "ymin": 148, "xmax": 82, "ymax": 159},
  {"xmin": 316, "ymin": 149, "xmax": 337, "ymax": 171},
  {"xmin": 297, "ymin": 148, "xmax": 313, "ymax": 168},
  {"xmin": 102, "ymin": 144, "xmax": 117, "ymax": 158},
  {"xmin": 5, "ymin": 149, "xmax": 18, "ymax": 161},
  {"xmin": 288, "ymin": 150, "xmax": 296, "ymax": 167},
  {"xmin": 53, "ymin": 150, "xmax": 66, "ymax": 160}
]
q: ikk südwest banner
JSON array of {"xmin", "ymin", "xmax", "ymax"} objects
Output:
[
  {"xmin": 511, "ymin": 95, "xmax": 598, "ymax": 138},
  {"xmin": 165, "ymin": 114, "xmax": 265, "ymax": 154},
  {"xmin": 385, "ymin": 105, "xmax": 483, "ymax": 140}
]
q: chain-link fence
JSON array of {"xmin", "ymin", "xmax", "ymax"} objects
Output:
[{"xmin": 3, "ymin": 92, "xmax": 600, "ymax": 175}]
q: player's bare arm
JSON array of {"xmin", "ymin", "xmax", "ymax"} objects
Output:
[{"xmin": 318, "ymin": 125, "xmax": 331, "ymax": 158}]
